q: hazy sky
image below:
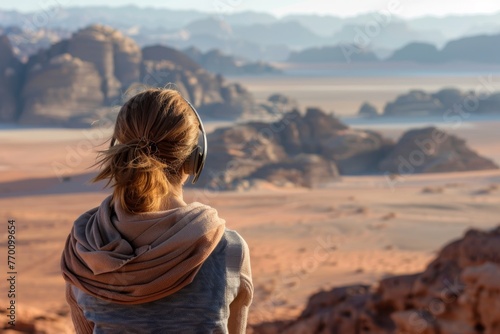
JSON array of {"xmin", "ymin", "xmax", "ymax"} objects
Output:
[{"xmin": 3, "ymin": 0, "xmax": 500, "ymax": 18}]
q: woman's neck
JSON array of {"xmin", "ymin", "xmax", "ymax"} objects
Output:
[{"xmin": 159, "ymin": 193, "xmax": 187, "ymax": 211}]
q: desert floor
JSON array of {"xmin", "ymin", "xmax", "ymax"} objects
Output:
[{"xmin": 1, "ymin": 120, "xmax": 500, "ymax": 328}]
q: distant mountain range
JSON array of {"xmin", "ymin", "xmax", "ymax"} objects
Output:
[
  {"xmin": 2, "ymin": 6, "xmax": 500, "ymax": 62},
  {"xmin": 290, "ymin": 33, "xmax": 500, "ymax": 64}
]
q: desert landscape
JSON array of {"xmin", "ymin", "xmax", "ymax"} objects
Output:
[{"xmin": 2, "ymin": 3, "xmax": 500, "ymax": 333}]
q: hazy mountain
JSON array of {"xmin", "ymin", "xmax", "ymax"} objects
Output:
[
  {"xmin": 221, "ymin": 11, "xmax": 276, "ymax": 26},
  {"xmin": 184, "ymin": 18, "xmax": 234, "ymax": 38},
  {"xmin": 441, "ymin": 34, "xmax": 500, "ymax": 64},
  {"xmin": 2, "ymin": 6, "xmax": 500, "ymax": 63},
  {"xmin": 183, "ymin": 47, "xmax": 281, "ymax": 76},
  {"xmin": 288, "ymin": 45, "xmax": 379, "ymax": 63},
  {"xmin": 233, "ymin": 21, "xmax": 324, "ymax": 48},
  {"xmin": 11, "ymin": 6, "xmax": 206, "ymax": 31},
  {"xmin": 281, "ymin": 14, "xmax": 344, "ymax": 36},
  {"xmin": 388, "ymin": 33, "xmax": 500, "ymax": 64},
  {"xmin": 330, "ymin": 21, "xmax": 446, "ymax": 50},
  {"xmin": 387, "ymin": 42, "xmax": 441, "ymax": 63}
]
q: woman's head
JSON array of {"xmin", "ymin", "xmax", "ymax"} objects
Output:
[{"xmin": 93, "ymin": 88, "xmax": 200, "ymax": 214}]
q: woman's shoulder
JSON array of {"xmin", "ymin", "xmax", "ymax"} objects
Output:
[{"xmin": 220, "ymin": 228, "xmax": 251, "ymax": 278}]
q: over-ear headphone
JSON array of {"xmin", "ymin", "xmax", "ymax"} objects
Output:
[{"xmin": 181, "ymin": 98, "xmax": 207, "ymax": 184}]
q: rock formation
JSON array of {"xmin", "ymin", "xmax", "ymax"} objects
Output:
[
  {"xmin": 199, "ymin": 108, "xmax": 391, "ymax": 189},
  {"xmin": 199, "ymin": 111, "xmax": 497, "ymax": 190},
  {"xmin": 379, "ymin": 127, "xmax": 498, "ymax": 174},
  {"xmin": 7, "ymin": 24, "xmax": 275, "ymax": 126},
  {"xmin": 19, "ymin": 25, "xmax": 141, "ymax": 125},
  {"xmin": 252, "ymin": 226, "xmax": 500, "ymax": 334}
]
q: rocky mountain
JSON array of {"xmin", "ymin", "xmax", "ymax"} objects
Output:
[
  {"xmin": 15, "ymin": 24, "xmax": 141, "ymax": 125},
  {"xmin": 0, "ymin": 24, "xmax": 275, "ymax": 125},
  {"xmin": 198, "ymin": 109, "xmax": 496, "ymax": 190},
  {"xmin": 382, "ymin": 89, "xmax": 500, "ymax": 117},
  {"xmin": 252, "ymin": 226, "xmax": 500, "ymax": 334}
]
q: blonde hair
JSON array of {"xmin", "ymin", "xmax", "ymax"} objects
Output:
[{"xmin": 92, "ymin": 88, "xmax": 200, "ymax": 214}]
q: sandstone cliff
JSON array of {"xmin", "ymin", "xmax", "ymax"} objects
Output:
[
  {"xmin": 19, "ymin": 54, "xmax": 104, "ymax": 126},
  {"xmin": 12, "ymin": 24, "xmax": 272, "ymax": 125}
]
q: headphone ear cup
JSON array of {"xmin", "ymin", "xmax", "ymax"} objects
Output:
[{"xmin": 184, "ymin": 146, "xmax": 201, "ymax": 175}]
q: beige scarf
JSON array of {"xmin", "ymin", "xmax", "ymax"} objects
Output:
[{"xmin": 61, "ymin": 195, "xmax": 226, "ymax": 304}]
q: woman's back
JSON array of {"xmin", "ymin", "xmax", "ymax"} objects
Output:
[{"xmin": 69, "ymin": 229, "xmax": 250, "ymax": 334}]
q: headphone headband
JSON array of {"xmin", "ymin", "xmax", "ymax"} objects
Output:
[{"xmin": 182, "ymin": 98, "xmax": 207, "ymax": 184}]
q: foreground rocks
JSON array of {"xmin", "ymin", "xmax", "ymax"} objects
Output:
[
  {"xmin": 0, "ymin": 305, "xmax": 73, "ymax": 334},
  {"xmin": 252, "ymin": 226, "xmax": 500, "ymax": 334}
]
